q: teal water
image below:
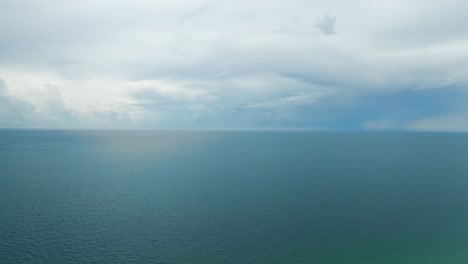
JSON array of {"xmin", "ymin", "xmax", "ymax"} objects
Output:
[{"xmin": 2, "ymin": 130, "xmax": 468, "ymax": 263}]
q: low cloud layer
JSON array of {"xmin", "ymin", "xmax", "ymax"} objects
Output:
[{"xmin": 1, "ymin": 0, "xmax": 468, "ymax": 130}]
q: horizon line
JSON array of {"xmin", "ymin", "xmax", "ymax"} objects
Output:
[{"xmin": 0, "ymin": 128, "xmax": 467, "ymax": 133}]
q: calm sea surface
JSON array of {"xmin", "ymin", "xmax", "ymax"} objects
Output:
[{"xmin": 2, "ymin": 130, "xmax": 468, "ymax": 263}]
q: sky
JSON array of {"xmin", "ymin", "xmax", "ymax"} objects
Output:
[{"xmin": 1, "ymin": 0, "xmax": 468, "ymax": 130}]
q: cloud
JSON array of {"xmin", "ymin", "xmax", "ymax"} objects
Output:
[
  {"xmin": 407, "ymin": 113, "xmax": 468, "ymax": 132},
  {"xmin": 1, "ymin": 0, "xmax": 468, "ymax": 129},
  {"xmin": 0, "ymin": 79, "xmax": 36, "ymax": 127},
  {"xmin": 245, "ymin": 92, "xmax": 327, "ymax": 110},
  {"xmin": 0, "ymin": 77, "xmax": 81, "ymax": 128},
  {"xmin": 316, "ymin": 13, "xmax": 337, "ymax": 36}
]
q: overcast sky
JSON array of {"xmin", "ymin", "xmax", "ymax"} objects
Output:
[{"xmin": 1, "ymin": 0, "xmax": 468, "ymax": 130}]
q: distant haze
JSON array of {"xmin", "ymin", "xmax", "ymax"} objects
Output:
[{"xmin": 1, "ymin": 0, "xmax": 468, "ymax": 130}]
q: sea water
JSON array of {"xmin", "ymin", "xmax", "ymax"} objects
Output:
[{"xmin": 2, "ymin": 130, "xmax": 468, "ymax": 263}]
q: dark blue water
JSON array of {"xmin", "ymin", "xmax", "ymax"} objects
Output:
[{"xmin": 2, "ymin": 130, "xmax": 468, "ymax": 263}]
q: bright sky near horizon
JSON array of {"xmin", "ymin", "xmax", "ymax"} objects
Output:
[{"xmin": 1, "ymin": 0, "xmax": 468, "ymax": 130}]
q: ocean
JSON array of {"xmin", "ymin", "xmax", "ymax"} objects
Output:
[{"xmin": 1, "ymin": 130, "xmax": 468, "ymax": 263}]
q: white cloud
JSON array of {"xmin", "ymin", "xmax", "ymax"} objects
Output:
[
  {"xmin": 407, "ymin": 114, "xmax": 468, "ymax": 132},
  {"xmin": 0, "ymin": 69, "xmax": 145, "ymax": 128}
]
